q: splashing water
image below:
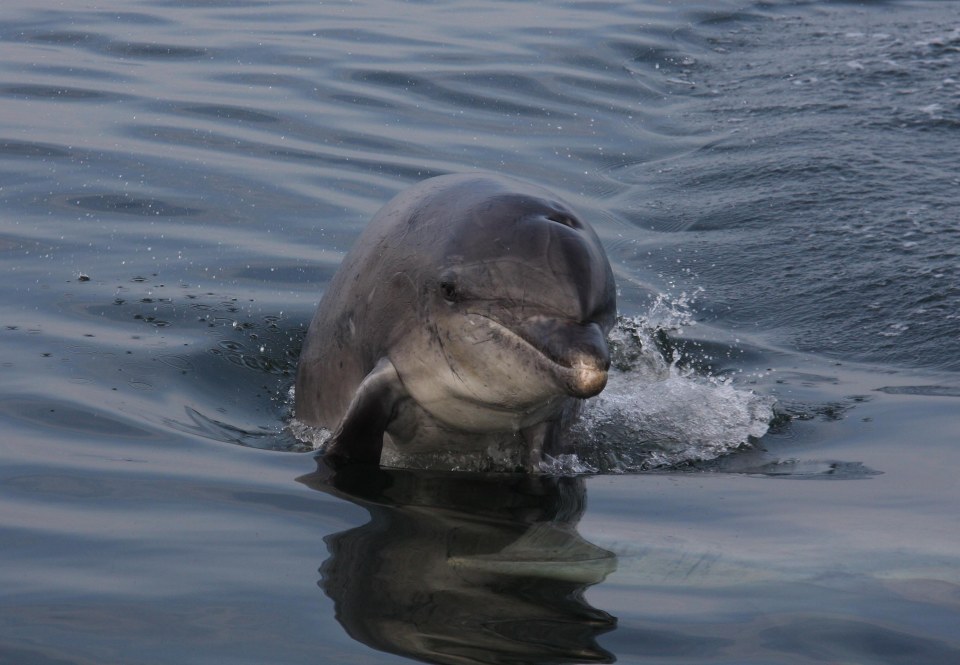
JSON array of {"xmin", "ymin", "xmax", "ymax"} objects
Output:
[
  {"xmin": 292, "ymin": 292, "xmax": 776, "ymax": 474},
  {"xmin": 286, "ymin": 413, "xmax": 333, "ymax": 452},
  {"xmin": 560, "ymin": 321, "xmax": 775, "ymax": 474},
  {"xmin": 539, "ymin": 294, "xmax": 775, "ymax": 475}
]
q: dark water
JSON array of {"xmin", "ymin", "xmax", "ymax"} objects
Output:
[{"xmin": 2, "ymin": 0, "xmax": 959, "ymax": 663}]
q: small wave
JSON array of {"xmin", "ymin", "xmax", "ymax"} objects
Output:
[
  {"xmin": 287, "ymin": 413, "xmax": 333, "ymax": 451},
  {"xmin": 876, "ymin": 385, "xmax": 960, "ymax": 398}
]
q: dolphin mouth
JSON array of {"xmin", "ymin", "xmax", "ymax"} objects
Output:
[{"xmin": 476, "ymin": 314, "xmax": 610, "ymax": 399}]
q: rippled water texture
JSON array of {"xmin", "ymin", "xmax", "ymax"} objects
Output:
[{"xmin": 2, "ymin": 0, "xmax": 959, "ymax": 663}]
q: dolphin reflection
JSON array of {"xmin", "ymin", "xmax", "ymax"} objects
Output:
[{"xmin": 298, "ymin": 462, "xmax": 618, "ymax": 664}]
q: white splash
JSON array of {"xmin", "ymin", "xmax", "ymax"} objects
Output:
[
  {"xmin": 286, "ymin": 385, "xmax": 333, "ymax": 451},
  {"xmin": 554, "ymin": 296, "xmax": 775, "ymax": 474},
  {"xmin": 570, "ymin": 354, "xmax": 775, "ymax": 473}
]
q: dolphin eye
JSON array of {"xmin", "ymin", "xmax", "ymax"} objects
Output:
[
  {"xmin": 546, "ymin": 212, "xmax": 580, "ymax": 229},
  {"xmin": 439, "ymin": 279, "xmax": 460, "ymax": 304}
]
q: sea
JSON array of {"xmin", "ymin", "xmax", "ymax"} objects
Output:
[{"xmin": 2, "ymin": 0, "xmax": 959, "ymax": 663}]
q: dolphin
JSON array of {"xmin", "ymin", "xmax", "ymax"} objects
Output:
[{"xmin": 295, "ymin": 173, "xmax": 616, "ymax": 467}]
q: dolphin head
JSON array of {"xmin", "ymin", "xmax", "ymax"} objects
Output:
[{"xmin": 391, "ymin": 175, "xmax": 617, "ymax": 432}]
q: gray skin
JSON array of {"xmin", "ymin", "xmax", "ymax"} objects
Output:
[{"xmin": 295, "ymin": 173, "xmax": 616, "ymax": 468}]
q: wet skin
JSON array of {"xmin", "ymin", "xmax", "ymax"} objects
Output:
[{"xmin": 295, "ymin": 173, "xmax": 616, "ymax": 467}]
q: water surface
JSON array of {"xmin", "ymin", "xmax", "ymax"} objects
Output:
[{"xmin": 2, "ymin": 0, "xmax": 959, "ymax": 663}]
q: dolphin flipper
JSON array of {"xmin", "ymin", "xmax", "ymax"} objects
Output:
[{"xmin": 323, "ymin": 358, "xmax": 406, "ymax": 467}]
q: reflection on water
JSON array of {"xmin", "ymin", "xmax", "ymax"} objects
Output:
[{"xmin": 299, "ymin": 461, "xmax": 617, "ymax": 664}]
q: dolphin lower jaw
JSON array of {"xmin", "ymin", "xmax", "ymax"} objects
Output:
[{"xmin": 469, "ymin": 314, "xmax": 611, "ymax": 400}]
